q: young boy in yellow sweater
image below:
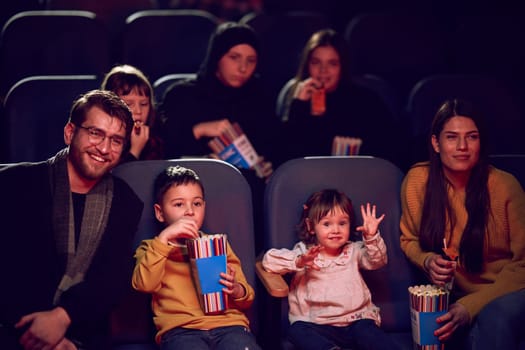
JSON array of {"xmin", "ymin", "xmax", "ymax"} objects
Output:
[{"xmin": 132, "ymin": 165, "xmax": 260, "ymax": 350}]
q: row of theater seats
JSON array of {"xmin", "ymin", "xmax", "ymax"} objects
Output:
[
  {"xmin": 0, "ymin": 9, "xmax": 217, "ymax": 99},
  {"xmin": 2, "ymin": 9, "xmax": 525, "ymax": 105},
  {"xmin": 0, "ymin": 157, "xmax": 409, "ymax": 349},
  {"xmin": 1, "ymin": 154, "xmax": 524, "ymax": 349},
  {"xmin": 109, "ymin": 155, "xmax": 524, "ymax": 349},
  {"xmin": 0, "ymin": 156, "xmax": 419, "ymax": 350},
  {"xmin": 1, "ymin": 73, "xmax": 524, "ymax": 166},
  {"xmin": 0, "ymin": 9, "xmax": 326, "ymax": 99}
]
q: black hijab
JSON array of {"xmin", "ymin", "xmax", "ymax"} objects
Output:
[{"xmin": 197, "ymin": 21, "xmax": 260, "ymax": 81}]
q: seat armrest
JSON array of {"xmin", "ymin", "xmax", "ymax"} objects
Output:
[{"xmin": 255, "ymin": 260, "xmax": 289, "ymax": 298}]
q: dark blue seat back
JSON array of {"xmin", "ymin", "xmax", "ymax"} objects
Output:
[
  {"xmin": 111, "ymin": 159, "xmax": 258, "ymax": 348},
  {"xmin": 276, "ymin": 74, "xmax": 401, "ymax": 123},
  {"xmin": 121, "ymin": 10, "xmax": 218, "ymax": 83},
  {"xmin": 262, "ymin": 156, "xmax": 418, "ymax": 348},
  {"xmin": 344, "ymin": 13, "xmax": 449, "ymax": 105},
  {"xmin": 240, "ymin": 11, "xmax": 330, "ymax": 103},
  {"xmin": 406, "ymin": 74, "xmax": 525, "ymax": 164},
  {"xmin": 0, "ymin": 10, "xmax": 110, "ymax": 98},
  {"xmin": 1, "ymin": 75, "xmax": 100, "ymax": 163},
  {"xmin": 152, "ymin": 73, "xmax": 196, "ymax": 104}
]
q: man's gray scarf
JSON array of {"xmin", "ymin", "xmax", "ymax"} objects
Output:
[{"xmin": 47, "ymin": 148, "xmax": 113, "ymax": 304}]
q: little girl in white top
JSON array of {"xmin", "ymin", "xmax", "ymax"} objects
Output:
[{"xmin": 262, "ymin": 189, "xmax": 402, "ymax": 350}]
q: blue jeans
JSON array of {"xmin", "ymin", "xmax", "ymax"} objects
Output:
[
  {"xmin": 467, "ymin": 289, "xmax": 525, "ymax": 350},
  {"xmin": 287, "ymin": 320, "xmax": 403, "ymax": 350},
  {"xmin": 160, "ymin": 325, "xmax": 261, "ymax": 350}
]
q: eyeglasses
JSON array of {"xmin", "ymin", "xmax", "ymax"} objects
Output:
[{"xmin": 76, "ymin": 125, "xmax": 126, "ymax": 151}]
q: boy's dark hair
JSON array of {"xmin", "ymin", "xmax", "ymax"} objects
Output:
[
  {"xmin": 154, "ymin": 165, "xmax": 205, "ymax": 204},
  {"xmin": 297, "ymin": 189, "xmax": 357, "ymax": 245}
]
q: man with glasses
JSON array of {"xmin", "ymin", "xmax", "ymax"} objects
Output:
[{"xmin": 0, "ymin": 90, "xmax": 144, "ymax": 349}]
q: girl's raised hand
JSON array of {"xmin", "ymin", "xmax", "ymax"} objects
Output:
[{"xmin": 356, "ymin": 203, "xmax": 385, "ymax": 239}]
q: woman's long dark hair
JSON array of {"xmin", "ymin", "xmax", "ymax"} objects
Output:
[{"xmin": 419, "ymin": 99, "xmax": 490, "ymax": 273}]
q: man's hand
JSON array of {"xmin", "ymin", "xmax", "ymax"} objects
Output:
[{"xmin": 15, "ymin": 307, "xmax": 71, "ymax": 350}]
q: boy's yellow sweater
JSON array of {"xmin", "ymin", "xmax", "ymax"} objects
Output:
[
  {"xmin": 132, "ymin": 236, "xmax": 255, "ymax": 344},
  {"xmin": 400, "ymin": 163, "xmax": 525, "ymax": 321}
]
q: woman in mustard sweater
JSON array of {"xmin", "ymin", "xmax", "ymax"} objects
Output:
[{"xmin": 400, "ymin": 99, "xmax": 525, "ymax": 349}]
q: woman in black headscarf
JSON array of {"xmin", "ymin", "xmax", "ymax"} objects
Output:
[
  {"xmin": 160, "ymin": 22, "xmax": 282, "ymax": 252},
  {"xmin": 160, "ymin": 22, "xmax": 281, "ymax": 173}
]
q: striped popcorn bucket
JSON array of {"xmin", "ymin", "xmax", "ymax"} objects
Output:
[
  {"xmin": 409, "ymin": 284, "xmax": 450, "ymax": 350},
  {"xmin": 187, "ymin": 234, "xmax": 229, "ymax": 314}
]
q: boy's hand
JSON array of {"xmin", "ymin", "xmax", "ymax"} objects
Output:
[
  {"xmin": 220, "ymin": 265, "xmax": 245, "ymax": 299},
  {"xmin": 356, "ymin": 203, "xmax": 385, "ymax": 239},
  {"xmin": 296, "ymin": 245, "xmax": 322, "ymax": 270},
  {"xmin": 158, "ymin": 218, "xmax": 200, "ymax": 245}
]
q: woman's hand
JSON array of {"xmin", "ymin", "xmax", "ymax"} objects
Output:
[
  {"xmin": 435, "ymin": 302, "xmax": 470, "ymax": 341},
  {"xmin": 424, "ymin": 253, "xmax": 457, "ymax": 287},
  {"xmin": 220, "ymin": 265, "xmax": 246, "ymax": 299},
  {"xmin": 253, "ymin": 157, "xmax": 273, "ymax": 181},
  {"xmin": 158, "ymin": 218, "xmax": 200, "ymax": 245},
  {"xmin": 356, "ymin": 203, "xmax": 385, "ymax": 239},
  {"xmin": 129, "ymin": 121, "xmax": 150, "ymax": 158},
  {"xmin": 294, "ymin": 78, "xmax": 323, "ymax": 101},
  {"xmin": 192, "ymin": 119, "xmax": 232, "ymax": 139}
]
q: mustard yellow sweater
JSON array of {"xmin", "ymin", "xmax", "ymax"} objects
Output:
[
  {"xmin": 400, "ymin": 163, "xmax": 525, "ymax": 321},
  {"xmin": 132, "ymin": 236, "xmax": 255, "ymax": 344}
]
